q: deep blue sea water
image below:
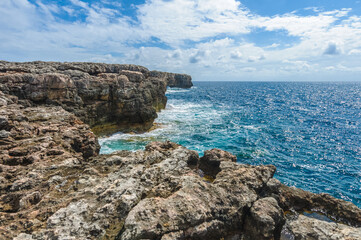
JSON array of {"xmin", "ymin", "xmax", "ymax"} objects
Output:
[{"xmin": 100, "ymin": 82, "xmax": 361, "ymax": 207}]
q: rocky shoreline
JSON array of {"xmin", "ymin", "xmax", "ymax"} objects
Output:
[
  {"xmin": 0, "ymin": 62, "xmax": 360, "ymax": 240},
  {"xmin": 0, "ymin": 61, "xmax": 192, "ymax": 135}
]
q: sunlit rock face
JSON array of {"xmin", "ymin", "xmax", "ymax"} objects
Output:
[
  {"xmin": 0, "ymin": 61, "xmax": 360, "ymax": 240},
  {"xmin": 0, "ymin": 61, "xmax": 191, "ymax": 135},
  {"xmin": 2, "ymin": 138, "xmax": 360, "ymax": 239}
]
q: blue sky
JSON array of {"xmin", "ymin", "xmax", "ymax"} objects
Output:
[{"xmin": 1, "ymin": 0, "xmax": 361, "ymax": 81}]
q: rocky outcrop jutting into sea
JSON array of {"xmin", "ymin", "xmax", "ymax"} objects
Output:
[
  {"xmin": 0, "ymin": 61, "xmax": 192, "ymax": 135},
  {"xmin": 0, "ymin": 62, "xmax": 360, "ymax": 240}
]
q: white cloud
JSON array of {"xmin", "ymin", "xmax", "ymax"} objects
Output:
[
  {"xmin": 0, "ymin": 0, "xmax": 361, "ymax": 81},
  {"xmin": 348, "ymin": 49, "xmax": 361, "ymax": 55},
  {"xmin": 70, "ymin": 0, "xmax": 89, "ymax": 10},
  {"xmin": 62, "ymin": 6, "xmax": 75, "ymax": 15},
  {"xmin": 137, "ymin": 0, "xmax": 251, "ymax": 46},
  {"xmin": 167, "ymin": 49, "xmax": 182, "ymax": 59},
  {"xmin": 323, "ymin": 42, "xmax": 341, "ymax": 55},
  {"xmin": 89, "ymin": 54, "xmax": 118, "ymax": 63},
  {"xmin": 241, "ymin": 67, "xmax": 257, "ymax": 72},
  {"xmin": 265, "ymin": 43, "xmax": 280, "ymax": 49},
  {"xmin": 0, "ymin": 0, "xmax": 39, "ymax": 30},
  {"xmin": 230, "ymin": 51, "xmax": 243, "ymax": 59},
  {"xmin": 281, "ymin": 60, "xmax": 313, "ymax": 72}
]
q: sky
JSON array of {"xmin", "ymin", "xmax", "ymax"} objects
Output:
[{"xmin": 1, "ymin": 0, "xmax": 361, "ymax": 81}]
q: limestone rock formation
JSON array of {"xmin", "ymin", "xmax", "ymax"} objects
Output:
[
  {"xmin": 150, "ymin": 71, "xmax": 193, "ymax": 88},
  {"xmin": 0, "ymin": 91, "xmax": 100, "ymax": 237},
  {"xmin": 275, "ymin": 183, "xmax": 361, "ymax": 227},
  {"xmin": 0, "ymin": 61, "xmax": 360, "ymax": 240},
  {"xmin": 199, "ymin": 148, "xmax": 237, "ymax": 178},
  {"xmin": 282, "ymin": 214, "xmax": 361, "ymax": 240},
  {"xmin": 0, "ymin": 61, "xmax": 191, "ymax": 135},
  {"xmin": 243, "ymin": 197, "xmax": 285, "ymax": 240},
  {"xmin": 0, "ymin": 139, "xmax": 359, "ymax": 240}
]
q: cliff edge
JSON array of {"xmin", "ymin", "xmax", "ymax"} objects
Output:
[
  {"xmin": 0, "ymin": 61, "xmax": 192, "ymax": 135},
  {"xmin": 0, "ymin": 62, "xmax": 360, "ymax": 240}
]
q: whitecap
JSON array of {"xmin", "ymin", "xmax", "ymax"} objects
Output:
[
  {"xmin": 242, "ymin": 125, "xmax": 261, "ymax": 131},
  {"xmin": 166, "ymin": 88, "xmax": 190, "ymax": 94}
]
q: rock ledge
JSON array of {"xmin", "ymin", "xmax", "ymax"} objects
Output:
[{"xmin": 0, "ymin": 61, "xmax": 192, "ymax": 135}]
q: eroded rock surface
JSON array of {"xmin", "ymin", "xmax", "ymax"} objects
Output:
[
  {"xmin": 0, "ymin": 139, "xmax": 359, "ymax": 240},
  {"xmin": 282, "ymin": 215, "xmax": 361, "ymax": 240},
  {"xmin": 0, "ymin": 91, "xmax": 100, "ymax": 238},
  {"xmin": 244, "ymin": 197, "xmax": 285, "ymax": 240},
  {"xmin": 0, "ymin": 61, "xmax": 191, "ymax": 135},
  {"xmin": 0, "ymin": 62, "xmax": 360, "ymax": 240},
  {"xmin": 277, "ymin": 184, "xmax": 361, "ymax": 227},
  {"xmin": 149, "ymin": 71, "xmax": 193, "ymax": 88},
  {"xmin": 199, "ymin": 148, "xmax": 237, "ymax": 178}
]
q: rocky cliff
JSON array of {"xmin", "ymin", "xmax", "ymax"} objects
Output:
[
  {"xmin": 0, "ymin": 61, "xmax": 191, "ymax": 135},
  {"xmin": 0, "ymin": 62, "xmax": 360, "ymax": 240},
  {"xmin": 149, "ymin": 71, "xmax": 193, "ymax": 89}
]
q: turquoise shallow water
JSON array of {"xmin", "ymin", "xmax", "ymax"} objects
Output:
[{"xmin": 100, "ymin": 82, "xmax": 361, "ymax": 207}]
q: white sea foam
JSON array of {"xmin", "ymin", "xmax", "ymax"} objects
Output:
[
  {"xmin": 99, "ymin": 94, "xmax": 227, "ymax": 155},
  {"xmin": 243, "ymin": 125, "xmax": 261, "ymax": 131},
  {"xmin": 166, "ymin": 89, "xmax": 190, "ymax": 94}
]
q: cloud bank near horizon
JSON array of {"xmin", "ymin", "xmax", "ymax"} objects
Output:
[{"xmin": 1, "ymin": 0, "xmax": 361, "ymax": 81}]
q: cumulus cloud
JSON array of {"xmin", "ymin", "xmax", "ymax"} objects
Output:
[
  {"xmin": 281, "ymin": 60, "xmax": 313, "ymax": 72},
  {"xmin": 168, "ymin": 49, "xmax": 182, "ymax": 59},
  {"xmin": 189, "ymin": 50, "xmax": 207, "ymax": 63},
  {"xmin": 0, "ymin": 0, "xmax": 361, "ymax": 80},
  {"xmin": 230, "ymin": 51, "xmax": 243, "ymax": 59},
  {"xmin": 241, "ymin": 67, "xmax": 257, "ymax": 72},
  {"xmin": 324, "ymin": 42, "xmax": 341, "ymax": 55},
  {"xmin": 135, "ymin": 0, "xmax": 253, "ymax": 46},
  {"xmin": 348, "ymin": 49, "xmax": 361, "ymax": 55},
  {"xmin": 247, "ymin": 55, "xmax": 265, "ymax": 62}
]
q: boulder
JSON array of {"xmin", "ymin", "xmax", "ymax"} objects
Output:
[
  {"xmin": 244, "ymin": 197, "xmax": 285, "ymax": 240},
  {"xmin": 199, "ymin": 148, "xmax": 237, "ymax": 178},
  {"xmin": 279, "ymin": 184, "xmax": 361, "ymax": 227},
  {"xmin": 283, "ymin": 214, "xmax": 361, "ymax": 240}
]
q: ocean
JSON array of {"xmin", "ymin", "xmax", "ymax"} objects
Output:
[{"xmin": 99, "ymin": 81, "xmax": 361, "ymax": 207}]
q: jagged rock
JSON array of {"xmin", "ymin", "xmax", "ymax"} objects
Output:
[
  {"xmin": 0, "ymin": 91, "xmax": 101, "ymax": 238},
  {"xmin": 2, "ymin": 136, "xmax": 361, "ymax": 240},
  {"xmin": 0, "ymin": 61, "xmax": 360, "ymax": 240},
  {"xmin": 278, "ymin": 184, "xmax": 361, "ymax": 227},
  {"xmin": 283, "ymin": 214, "xmax": 361, "ymax": 240},
  {"xmin": 0, "ymin": 130, "xmax": 9, "ymax": 138},
  {"xmin": 0, "ymin": 61, "xmax": 192, "ymax": 135},
  {"xmin": 150, "ymin": 70, "xmax": 193, "ymax": 88},
  {"xmin": 198, "ymin": 148, "xmax": 237, "ymax": 178},
  {"xmin": 0, "ymin": 97, "xmax": 100, "ymax": 166},
  {"xmin": 0, "ymin": 141, "xmax": 274, "ymax": 239},
  {"xmin": 19, "ymin": 191, "xmax": 42, "ymax": 210},
  {"xmin": 244, "ymin": 197, "xmax": 285, "ymax": 240},
  {"xmin": 119, "ymin": 148, "xmax": 276, "ymax": 240}
]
